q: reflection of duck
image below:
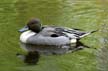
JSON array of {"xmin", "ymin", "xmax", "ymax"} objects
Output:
[{"xmin": 16, "ymin": 51, "xmax": 39, "ymax": 65}]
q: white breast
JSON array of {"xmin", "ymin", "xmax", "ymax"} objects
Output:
[{"xmin": 20, "ymin": 30, "xmax": 36, "ymax": 43}]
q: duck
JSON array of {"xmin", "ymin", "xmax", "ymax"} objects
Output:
[
  {"xmin": 19, "ymin": 18, "xmax": 97, "ymax": 54},
  {"xmin": 18, "ymin": 19, "xmax": 98, "ymax": 64}
]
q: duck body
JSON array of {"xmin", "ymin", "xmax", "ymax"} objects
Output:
[{"xmin": 20, "ymin": 26, "xmax": 78, "ymax": 45}]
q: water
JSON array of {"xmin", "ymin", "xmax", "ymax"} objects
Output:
[{"xmin": 0, "ymin": 0, "xmax": 108, "ymax": 71}]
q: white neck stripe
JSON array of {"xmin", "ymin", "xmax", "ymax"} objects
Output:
[{"xmin": 20, "ymin": 30, "xmax": 36, "ymax": 43}]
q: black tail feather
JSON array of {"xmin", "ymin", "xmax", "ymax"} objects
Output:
[{"xmin": 91, "ymin": 30, "xmax": 98, "ymax": 33}]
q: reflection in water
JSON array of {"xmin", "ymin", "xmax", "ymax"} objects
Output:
[
  {"xmin": 17, "ymin": 51, "xmax": 40, "ymax": 65},
  {"xmin": 18, "ymin": 41, "xmax": 90, "ymax": 65}
]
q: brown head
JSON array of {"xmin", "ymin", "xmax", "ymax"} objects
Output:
[{"xmin": 27, "ymin": 19, "xmax": 42, "ymax": 33}]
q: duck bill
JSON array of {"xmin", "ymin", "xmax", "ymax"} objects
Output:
[{"xmin": 19, "ymin": 25, "xmax": 29, "ymax": 33}]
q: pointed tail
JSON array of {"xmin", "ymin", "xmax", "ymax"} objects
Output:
[{"xmin": 79, "ymin": 30, "xmax": 98, "ymax": 38}]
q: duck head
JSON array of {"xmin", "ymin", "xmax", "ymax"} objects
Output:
[{"xmin": 19, "ymin": 19, "xmax": 42, "ymax": 33}]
